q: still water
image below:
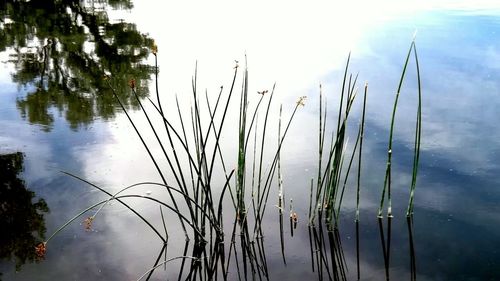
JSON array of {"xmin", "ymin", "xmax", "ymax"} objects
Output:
[{"xmin": 1, "ymin": 1, "xmax": 500, "ymax": 280}]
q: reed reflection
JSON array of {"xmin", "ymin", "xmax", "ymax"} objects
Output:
[
  {"xmin": 407, "ymin": 216, "xmax": 416, "ymax": 281},
  {"xmin": 378, "ymin": 217, "xmax": 392, "ymax": 281}
]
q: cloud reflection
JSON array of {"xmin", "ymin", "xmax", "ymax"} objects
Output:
[{"xmin": 3, "ymin": 1, "xmax": 500, "ymax": 280}]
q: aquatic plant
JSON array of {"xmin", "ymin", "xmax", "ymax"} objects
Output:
[
  {"xmin": 308, "ymin": 53, "xmax": 362, "ymax": 230},
  {"xmin": 306, "ymin": 38, "xmax": 422, "ymax": 281},
  {"xmin": 40, "ymin": 37, "xmax": 422, "ymax": 280},
  {"xmin": 40, "ymin": 45, "xmax": 305, "ymax": 279},
  {"xmin": 406, "ymin": 42, "xmax": 422, "ymax": 218},
  {"xmin": 378, "ymin": 38, "xmax": 422, "ymax": 219},
  {"xmin": 376, "ymin": 38, "xmax": 422, "ymax": 281}
]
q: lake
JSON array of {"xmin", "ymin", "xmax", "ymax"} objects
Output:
[{"xmin": 1, "ymin": 1, "xmax": 500, "ymax": 280}]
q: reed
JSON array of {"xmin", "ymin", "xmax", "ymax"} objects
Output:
[
  {"xmin": 355, "ymin": 83, "xmax": 368, "ymax": 280},
  {"xmin": 378, "ymin": 39, "xmax": 422, "ymax": 218},
  {"xmin": 406, "ymin": 41, "xmax": 422, "ymax": 217}
]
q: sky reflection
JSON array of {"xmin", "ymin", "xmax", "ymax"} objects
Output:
[{"xmin": 2, "ymin": 1, "xmax": 500, "ymax": 280}]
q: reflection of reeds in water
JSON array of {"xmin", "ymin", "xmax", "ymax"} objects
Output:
[
  {"xmin": 407, "ymin": 216, "xmax": 417, "ymax": 281},
  {"xmin": 307, "ymin": 220, "xmax": 347, "ymax": 281},
  {"xmin": 378, "ymin": 216, "xmax": 392, "ymax": 281}
]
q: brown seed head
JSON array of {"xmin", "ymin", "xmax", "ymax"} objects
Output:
[
  {"xmin": 84, "ymin": 216, "xmax": 94, "ymax": 232},
  {"xmin": 128, "ymin": 79, "xmax": 136, "ymax": 89},
  {"xmin": 296, "ymin": 96, "xmax": 307, "ymax": 107},
  {"xmin": 35, "ymin": 242, "xmax": 47, "ymax": 260}
]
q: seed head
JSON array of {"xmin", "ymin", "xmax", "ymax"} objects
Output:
[
  {"xmin": 83, "ymin": 216, "xmax": 94, "ymax": 232},
  {"xmin": 128, "ymin": 79, "xmax": 136, "ymax": 89},
  {"xmin": 35, "ymin": 242, "xmax": 47, "ymax": 260},
  {"xmin": 296, "ymin": 96, "xmax": 307, "ymax": 107}
]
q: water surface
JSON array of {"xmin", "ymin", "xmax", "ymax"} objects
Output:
[{"xmin": 1, "ymin": 1, "xmax": 500, "ymax": 280}]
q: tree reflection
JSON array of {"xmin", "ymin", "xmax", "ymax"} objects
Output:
[
  {"xmin": 0, "ymin": 152, "xmax": 49, "ymax": 274},
  {"xmin": 0, "ymin": 0, "xmax": 155, "ymax": 131}
]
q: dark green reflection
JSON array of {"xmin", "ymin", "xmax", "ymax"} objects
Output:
[
  {"xmin": 0, "ymin": 152, "xmax": 49, "ymax": 275},
  {"xmin": 0, "ymin": 0, "xmax": 155, "ymax": 131}
]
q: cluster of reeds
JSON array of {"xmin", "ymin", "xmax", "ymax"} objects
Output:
[
  {"xmin": 39, "ymin": 47, "xmax": 305, "ymax": 280},
  {"xmin": 38, "ymin": 37, "xmax": 422, "ymax": 281},
  {"xmin": 307, "ymin": 52, "xmax": 365, "ymax": 230},
  {"xmin": 305, "ymin": 53, "xmax": 366, "ymax": 281},
  {"xmin": 305, "ymin": 38, "xmax": 421, "ymax": 281}
]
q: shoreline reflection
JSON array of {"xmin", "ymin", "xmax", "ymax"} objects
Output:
[
  {"xmin": 0, "ymin": 152, "xmax": 49, "ymax": 276},
  {"xmin": 1, "ymin": 0, "xmax": 155, "ymax": 131}
]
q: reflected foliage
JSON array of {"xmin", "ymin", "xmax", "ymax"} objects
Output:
[
  {"xmin": 0, "ymin": 152, "xmax": 49, "ymax": 273},
  {"xmin": 0, "ymin": 0, "xmax": 155, "ymax": 131}
]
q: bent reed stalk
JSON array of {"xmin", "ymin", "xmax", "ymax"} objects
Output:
[{"xmin": 378, "ymin": 38, "xmax": 422, "ymax": 219}]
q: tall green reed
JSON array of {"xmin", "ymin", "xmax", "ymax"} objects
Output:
[{"xmin": 378, "ymin": 38, "xmax": 422, "ymax": 218}]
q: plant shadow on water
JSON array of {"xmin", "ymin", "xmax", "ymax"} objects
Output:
[{"xmin": 31, "ymin": 34, "xmax": 423, "ymax": 280}]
